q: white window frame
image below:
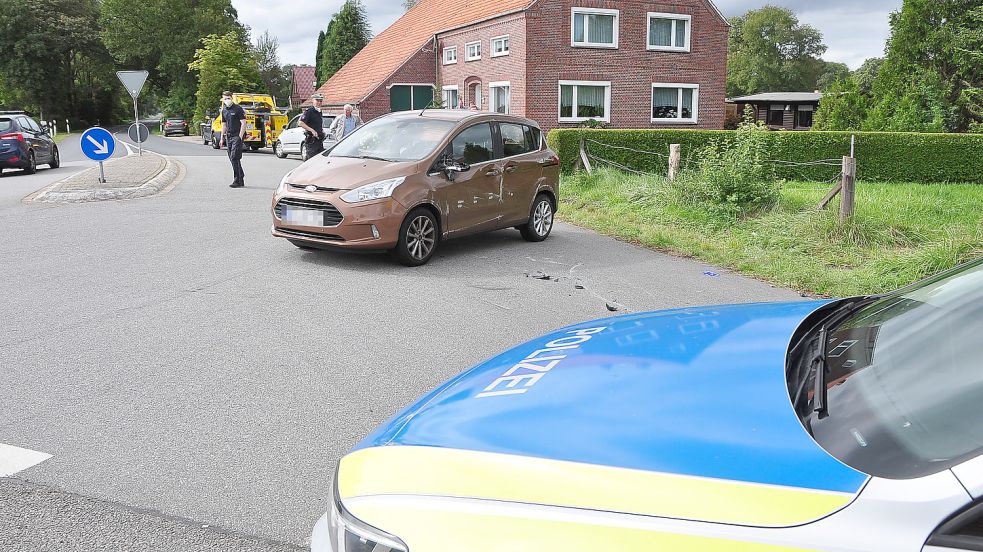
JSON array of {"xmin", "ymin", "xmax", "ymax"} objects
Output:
[
  {"xmin": 647, "ymin": 12, "xmax": 691, "ymax": 52},
  {"xmin": 465, "ymin": 41, "xmax": 481, "ymax": 61},
  {"xmin": 491, "ymin": 35, "xmax": 510, "ymax": 57},
  {"xmin": 571, "ymin": 7, "xmax": 620, "ymax": 49},
  {"xmin": 558, "ymin": 80, "xmax": 612, "ymax": 123},
  {"xmin": 489, "ymin": 81, "xmax": 511, "ymax": 114},
  {"xmin": 651, "ymin": 83, "xmax": 699, "ymax": 124},
  {"xmin": 442, "ymin": 85, "xmax": 459, "ymax": 109},
  {"xmin": 443, "ymin": 46, "xmax": 458, "ymax": 65}
]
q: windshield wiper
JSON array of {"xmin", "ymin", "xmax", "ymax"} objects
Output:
[
  {"xmin": 356, "ymin": 155, "xmax": 394, "ymax": 162},
  {"xmin": 812, "ymin": 326, "xmax": 830, "ymax": 419}
]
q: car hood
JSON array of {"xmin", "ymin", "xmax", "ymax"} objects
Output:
[
  {"xmin": 285, "ymin": 155, "xmax": 417, "ymax": 190},
  {"xmin": 341, "ymin": 301, "xmax": 870, "ymax": 527}
]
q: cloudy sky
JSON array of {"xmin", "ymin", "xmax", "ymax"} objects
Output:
[{"xmin": 233, "ymin": 0, "xmax": 900, "ymax": 70}]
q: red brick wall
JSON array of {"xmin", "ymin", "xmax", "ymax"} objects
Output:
[
  {"xmin": 437, "ymin": 13, "xmax": 528, "ymax": 116},
  {"xmin": 345, "ymin": 44, "xmax": 438, "ymax": 122},
  {"xmin": 525, "ymin": 0, "xmax": 728, "ymax": 131}
]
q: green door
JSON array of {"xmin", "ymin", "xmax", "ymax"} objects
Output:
[
  {"xmin": 390, "ymin": 85, "xmax": 412, "ymax": 112},
  {"xmin": 412, "ymin": 85, "xmax": 434, "ymax": 109}
]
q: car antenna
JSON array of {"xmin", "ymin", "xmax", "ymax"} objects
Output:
[{"xmin": 419, "ymin": 103, "xmax": 430, "ymax": 116}]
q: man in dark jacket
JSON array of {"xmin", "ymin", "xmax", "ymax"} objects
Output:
[
  {"xmin": 298, "ymin": 93, "xmax": 325, "ymax": 160},
  {"xmin": 219, "ymin": 91, "xmax": 247, "ymax": 188}
]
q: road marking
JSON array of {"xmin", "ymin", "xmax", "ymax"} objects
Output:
[
  {"xmin": 0, "ymin": 443, "xmax": 52, "ymax": 477},
  {"xmin": 121, "ymin": 141, "xmax": 136, "ymax": 156}
]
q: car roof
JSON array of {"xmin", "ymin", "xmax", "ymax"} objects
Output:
[{"xmin": 384, "ymin": 109, "xmax": 542, "ymax": 129}]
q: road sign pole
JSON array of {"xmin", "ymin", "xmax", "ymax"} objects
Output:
[
  {"xmin": 98, "ymin": 161, "xmax": 106, "ymax": 183},
  {"xmin": 132, "ymin": 97, "xmax": 142, "ymax": 156}
]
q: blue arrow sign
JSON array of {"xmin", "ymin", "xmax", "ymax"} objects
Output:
[{"xmin": 80, "ymin": 127, "xmax": 115, "ymax": 161}]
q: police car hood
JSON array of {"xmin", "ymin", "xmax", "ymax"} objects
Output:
[{"xmin": 342, "ymin": 301, "xmax": 869, "ymax": 527}]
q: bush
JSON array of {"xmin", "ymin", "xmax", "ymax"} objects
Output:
[{"xmin": 546, "ymin": 128, "xmax": 983, "ymax": 183}]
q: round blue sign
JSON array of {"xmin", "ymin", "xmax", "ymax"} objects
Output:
[{"xmin": 80, "ymin": 127, "xmax": 116, "ymax": 162}]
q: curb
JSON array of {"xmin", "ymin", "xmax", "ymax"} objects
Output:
[{"xmin": 24, "ymin": 153, "xmax": 186, "ymax": 204}]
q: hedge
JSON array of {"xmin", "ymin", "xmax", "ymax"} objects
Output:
[{"xmin": 546, "ymin": 129, "xmax": 983, "ymax": 183}]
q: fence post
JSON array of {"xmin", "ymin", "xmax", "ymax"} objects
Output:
[
  {"xmin": 578, "ymin": 136, "xmax": 593, "ymax": 175},
  {"xmin": 668, "ymin": 144, "xmax": 681, "ymax": 181},
  {"xmin": 840, "ymin": 155, "xmax": 856, "ymax": 221}
]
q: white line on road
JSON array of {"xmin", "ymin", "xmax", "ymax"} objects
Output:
[
  {"xmin": 121, "ymin": 141, "xmax": 136, "ymax": 156},
  {"xmin": 0, "ymin": 443, "xmax": 52, "ymax": 477}
]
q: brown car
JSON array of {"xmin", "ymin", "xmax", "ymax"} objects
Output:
[{"xmin": 271, "ymin": 110, "xmax": 560, "ymax": 266}]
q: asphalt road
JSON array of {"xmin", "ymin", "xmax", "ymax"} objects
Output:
[{"xmin": 0, "ymin": 135, "xmax": 801, "ymax": 550}]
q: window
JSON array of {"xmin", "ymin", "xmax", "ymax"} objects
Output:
[
  {"xmin": 651, "ymin": 84, "xmax": 699, "ymax": 123},
  {"xmin": 559, "ymin": 81, "xmax": 611, "ymax": 122},
  {"xmin": 443, "ymin": 46, "xmax": 458, "ymax": 65},
  {"xmin": 571, "ymin": 8, "xmax": 619, "ymax": 48},
  {"xmin": 287, "ymin": 115, "xmax": 299, "ymax": 129},
  {"xmin": 797, "ymin": 104, "xmax": 814, "ymax": 128},
  {"xmin": 768, "ymin": 105, "xmax": 785, "ymax": 126},
  {"xmin": 389, "ymin": 84, "xmax": 435, "ymax": 111},
  {"xmin": 490, "ymin": 82, "xmax": 510, "ymax": 114},
  {"xmin": 500, "ymin": 123, "xmax": 537, "ymax": 157},
  {"xmin": 465, "ymin": 41, "xmax": 481, "ymax": 61},
  {"xmin": 648, "ymin": 12, "xmax": 691, "ymax": 51},
  {"xmin": 491, "ymin": 35, "xmax": 510, "ymax": 57},
  {"xmin": 450, "ymin": 123, "xmax": 494, "ymax": 164},
  {"xmin": 442, "ymin": 86, "xmax": 459, "ymax": 109}
]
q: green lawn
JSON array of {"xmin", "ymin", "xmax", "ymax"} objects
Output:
[{"xmin": 558, "ymin": 169, "xmax": 983, "ymax": 297}]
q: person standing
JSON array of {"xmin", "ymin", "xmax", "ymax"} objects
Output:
[
  {"xmin": 328, "ymin": 104, "xmax": 362, "ymax": 141},
  {"xmin": 219, "ymin": 91, "xmax": 247, "ymax": 188},
  {"xmin": 298, "ymin": 93, "xmax": 325, "ymax": 161}
]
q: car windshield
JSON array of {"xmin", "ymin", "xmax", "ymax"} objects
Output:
[
  {"xmin": 329, "ymin": 117, "xmax": 455, "ymax": 162},
  {"xmin": 0, "ymin": 118, "xmax": 11, "ymax": 132},
  {"xmin": 789, "ymin": 258, "xmax": 983, "ymax": 478}
]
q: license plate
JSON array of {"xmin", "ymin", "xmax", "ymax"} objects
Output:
[{"xmin": 283, "ymin": 208, "xmax": 323, "ymax": 226}]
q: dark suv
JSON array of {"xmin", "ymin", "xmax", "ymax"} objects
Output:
[{"xmin": 0, "ymin": 112, "xmax": 59, "ymax": 175}]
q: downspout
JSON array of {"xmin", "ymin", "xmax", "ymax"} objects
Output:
[{"xmin": 434, "ymin": 34, "xmax": 440, "ymax": 107}]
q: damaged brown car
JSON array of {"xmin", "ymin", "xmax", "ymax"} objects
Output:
[{"xmin": 271, "ymin": 110, "xmax": 559, "ymax": 266}]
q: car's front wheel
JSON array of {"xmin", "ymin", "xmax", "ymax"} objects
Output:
[
  {"xmin": 392, "ymin": 208, "xmax": 438, "ymax": 266},
  {"xmin": 273, "ymin": 141, "xmax": 287, "ymax": 159},
  {"xmin": 520, "ymin": 193, "xmax": 555, "ymax": 242},
  {"xmin": 49, "ymin": 146, "xmax": 60, "ymax": 169}
]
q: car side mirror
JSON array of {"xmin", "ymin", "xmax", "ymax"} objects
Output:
[
  {"xmin": 440, "ymin": 160, "xmax": 470, "ymax": 181},
  {"xmin": 281, "ymin": 125, "xmax": 287, "ymax": 130}
]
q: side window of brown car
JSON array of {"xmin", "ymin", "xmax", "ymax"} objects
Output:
[
  {"xmin": 500, "ymin": 123, "xmax": 535, "ymax": 157},
  {"xmin": 450, "ymin": 123, "xmax": 494, "ymax": 165}
]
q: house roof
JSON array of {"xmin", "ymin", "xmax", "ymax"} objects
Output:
[
  {"xmin": 729, "ymin": 92, "xmax": 822, "ymax": 103},
  {"xmin": 292, "ymin": 65, "xmax": 317, "ymax": 101},
  {"xmin": 315, "ymin": 0, "xmax": 535, "ymax": 105}
]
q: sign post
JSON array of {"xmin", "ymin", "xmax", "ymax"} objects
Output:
[
  {"xmin": 116, "ymin": 70, "xmax": 149, "ymax": 156},
  {"xmin": 80, "ymin": 127, "xmax": 116, "ymax": 183}
]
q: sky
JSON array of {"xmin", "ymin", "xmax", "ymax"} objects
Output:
[{"xmin": 232, "ymin": 0, "xmax": 901, "ymax": 71}]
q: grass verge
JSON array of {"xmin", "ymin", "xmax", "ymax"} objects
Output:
[{"xmin": 558, "ymin": 168, "xmax": 983, "ymax": 297}]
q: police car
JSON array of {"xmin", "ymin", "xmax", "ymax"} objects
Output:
[{"xmin": 312, "ymin": 258, "xmax": 983, "ymax": 552}]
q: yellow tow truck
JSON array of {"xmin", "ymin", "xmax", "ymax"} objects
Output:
[{"xmin": 200, "ymin": 93, "xmax": 288, "ymax": 151}]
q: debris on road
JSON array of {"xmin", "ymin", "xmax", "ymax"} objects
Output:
[{"xmin": 703, "ymin": 271, "xmax": 720, "ymax": 277}]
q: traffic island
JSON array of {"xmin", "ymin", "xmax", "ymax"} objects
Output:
[{"xmin": 26, "ymin": 152, "xmax": 185, "ymax": 203}]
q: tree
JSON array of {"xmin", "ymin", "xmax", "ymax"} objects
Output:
[
  {"xmin": 813, "ymin": 78, "xmax": 868, "ymax": 131},
  {"xmin": 402, "ymin": 0, "xmax": 418, "ymax": 10},
  {"xmin": 852, "ymin": 58, "xmax": 884, "ymax": 95},
  {"xmin": 727, "ymin": 6, "xmax": 828, "ymax": 97},
  {"xmin": 101, "ymin": 0, "xmax": 246, "ymax": 117},
  {"xmin": 188, "ymin": 32, "xmax": 262, "ymax": 124},
  {"xmin": 256, "ymin": 31, "xmax": 290, "ymax": 101},
  {"xmin": 814, "ymin": 62, "xmax": 851, "ymax": 91},
  {"xmin": 314, "ymin": 30, "xmax": 326, "ymax": 86},
  {"xmin": 0, "ymin": 0, "xmax": 121, "ymax": 124},
  {"xmin": 320, "ymin": 0, "xmax": 371, "ymax": 82}
]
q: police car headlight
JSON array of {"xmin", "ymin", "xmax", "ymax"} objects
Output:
[
  {"xmin": 328, "ymin": 476, "xmax": 407, "ymax": 552},
  {"xmin": 340, "ymin": 177, "xmax": 405, "ymax": 204}
]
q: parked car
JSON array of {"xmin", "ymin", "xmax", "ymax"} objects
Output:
[
  {"xmin": 273, "ymin": 114, "xmax": 337, "ymax": 160},
  {"xmin": 162, "ymin": 118, "xmax": 190, "ymax": 136},
  {"xmin": 0, "ymin": 111, "xmax": 59, "ymax": 175},
  {"xmin": 271, "ymin": 110, "xmax": 559, "ymax": 266},
  {"xmin": 311, "ymin": 257, "xmax": 983, "ymax": 552}
]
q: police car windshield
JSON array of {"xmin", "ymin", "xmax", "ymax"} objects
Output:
[
  {"xmin": 791, "ymin": 258, "xmax": 983, "ymax": 479},
  {"xmin": 329, "ymin": 117, "xmax": 455, "ymax": 162}
]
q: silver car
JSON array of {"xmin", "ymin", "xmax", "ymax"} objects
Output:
[{"xmin": 274, "ymin": 114, "xmax": 337, "ymax": 160}]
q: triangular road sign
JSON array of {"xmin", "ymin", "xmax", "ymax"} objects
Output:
[{"xmin": 116, "ymin": 70, "xmax": 149, "ymax": 99}]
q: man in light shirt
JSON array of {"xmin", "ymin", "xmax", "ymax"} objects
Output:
[{"xmin": 328, "ymin": 104, "xmax": 362, "ymax": 141}]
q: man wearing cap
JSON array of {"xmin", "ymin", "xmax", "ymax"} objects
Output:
[
  {"xmin": 298, "ymin": 94, "xmax": 327, "ymax": 160},
  {"xmin": 328, "ymin": 104, "xmax": 362, "ymax": 142}
]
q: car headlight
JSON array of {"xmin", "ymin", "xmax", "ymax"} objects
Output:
[
  {"xmin": 276, "ymin": 171, "xmax": 292, "ymax": 194},
  {"xmin": 328, "ymin": 476, "xmax": 407, "ymax": 552},
  {"xmin": 340, "ymin": 177, "xmax": 405, "ymax": 204}
]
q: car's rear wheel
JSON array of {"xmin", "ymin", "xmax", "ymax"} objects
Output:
[
  {"xmin": 23, "ymin": 151, "xmax": 37, "ymax": 175},
  {"xmin": 273, "ymin": 141, "xmax": 287, "ymax": 159},
  {"xmin": 249, "ymin": 144, "xmax": 260, "ymax": 152},
  {"xmin": 520, "ymin": 193, "xmax": 554, "ymax": 242},
  {"xmin": 49, "ymin": 146, "xmax": 60, "ymax": 169},
  {"xmin": 392, "ymin": 208, "xmax": 438, "ymax": 266},
  {"xmin": 211, "ymin": 135, "xmax": 220, "ymax": 149}
]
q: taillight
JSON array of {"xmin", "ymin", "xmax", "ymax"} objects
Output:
[{"xmin": 0, "ymin": 133, "xmax": 25, "ymax": 142}]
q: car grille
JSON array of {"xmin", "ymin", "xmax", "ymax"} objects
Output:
[
  {"xmin": 287, "ymin": 182, "xmax": 340, "ymax": 193},
  {"xmin": 274, "ymin": 198, "xmax": 344, "ymax": 227},
  {"xmin": 277, "ymin": 228, "xmax": 345, "ymax": 242}
]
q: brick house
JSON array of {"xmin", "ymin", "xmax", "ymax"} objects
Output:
[
  {"xmin": 314, "ymin": 0, "xmax": 729, "ymax": 130},
  {"xmin": 290, "ymin": 65, "xmax": 317, "ymax": 109}
]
